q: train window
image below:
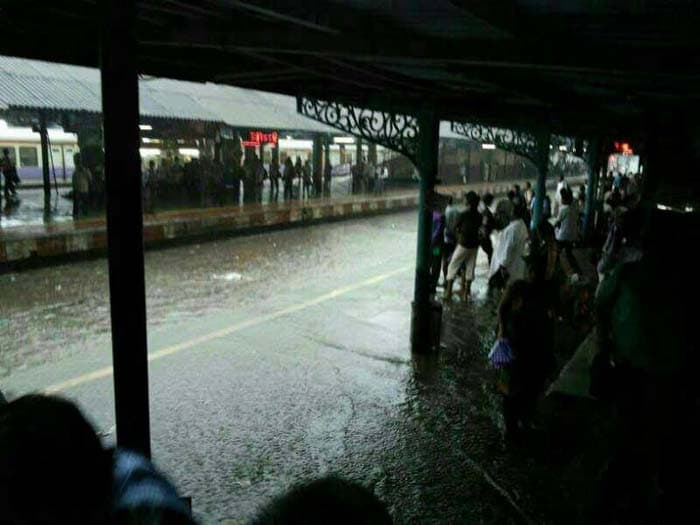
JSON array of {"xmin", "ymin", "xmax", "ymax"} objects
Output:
[
  {"xmin": 64, "ymin": 147, "xmax": 75, "ymax": 167},
  {"xmin": 0, "ymin": 144, "xmax": 17, "ymax": 162},
  {"xmin": 19, "ymin": 146, "xmax": 39, "ymax": 167}
]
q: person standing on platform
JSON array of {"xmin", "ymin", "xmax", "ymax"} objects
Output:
[
  {"xmin": 379, "ymin": 164, "xmax": 389, "ymax": 194},
  {"xmin": 479, "ymin": 193, "xmax": 496, "ymax": 265},
  {"xmin": 442, "ymin": 196, "xmax": 463, "ymax": 284},
  {"xmin": 444, "ymin": 191, "xmax": 482, "ymax": 302},
  {"xmin": 269, "ymin": 158, "xmax": 280, "ymax": 202},
  {"xmin": 554, "ymin": 175, "xmax": 569, "ymax": 216},
  {"xmin": 489, "ymin": 201, "xmax": 529, "ymax": 290},
  {"xmin": 1, "ymin": 148, "xmax": 19, "ymax": 203},
  {"xmin": 555, "ymin": 187, "xmax": 581, "ymax": 275},
  {"xmin": 283, "ymin": 157, "xmax": 295, "ymax": 201},
  {"xmin": 302, "ymin": 159, "xmax": 312, "ymax": 199},
  {"xmin": 72, "ymin": 153, "xmax": 91, "ymax": 218},
  {"xmin": 323, "ymin": 159, "xmax": 332, "ymax": 197},
  {"xmin": 524, "ymin": 181, "xmax": 534, "ymax": 208},
  {"xmin": 294, "ymin": 157, "xmax": 303, "ymax": 199},
  {"xmin": 254, "ymin": 155, "xmax": 266, "ymax": 203}
]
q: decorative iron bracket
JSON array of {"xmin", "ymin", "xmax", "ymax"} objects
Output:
[
  {"xmin": 298, "ymin": 96, "xmax": 419, "ymax": 164},
  {"xmin": 450, "ymin": 121, "xmax": 583, "ymax": 164}
]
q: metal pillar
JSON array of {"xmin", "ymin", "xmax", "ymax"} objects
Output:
[
  {"xmin": 531, "ymin": 130, "xmax": 551, "ymax": 230},
  {"xmin": 38, "ymin": 111, "xmax": 51, "ymax": 199},
  {"xmin": 368, "ymin": 142, "xmax": 377, "ymax": 165},
  {"xmin": 355, "ymin": 137, "xmax": 363, "ymax": 164},
  {"xmin": 583, "ymin": 138, "xmax": 601, "ymax": 241},
  {"xmin": 411, "ymin": 112, "xmax": 440, "ymax": 353},
  {"xmin": 100, "ymin": 0, "xmax": 151, "ymax": 458}
]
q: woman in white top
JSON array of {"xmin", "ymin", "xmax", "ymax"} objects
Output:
[{"xmin": 555, "ymin": 187, "xmax": 581, "ymax": 274}]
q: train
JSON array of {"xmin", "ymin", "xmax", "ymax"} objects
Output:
[{"xmin": 0, "ymin": 120, "xmax": 79, "ymax": 182}]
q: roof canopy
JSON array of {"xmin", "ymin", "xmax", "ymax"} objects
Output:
[
  {"xmin": 2, "ymin": 1, "xmax": 698, "ymax": 139},
  {"xmin": 0, "ymin": 55, "xmax": 334, "ymax": 133}
]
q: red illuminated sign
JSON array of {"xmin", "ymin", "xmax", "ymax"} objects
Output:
[
  {"xmin": 247, "ymin": 130, "xmax": 278, "ymax": 146},
  {"xmin": 614, "ymin": 141, "xmax": 634, "ymax": 155}
]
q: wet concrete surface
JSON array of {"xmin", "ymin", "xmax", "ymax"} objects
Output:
[{"xmin": 0, "ymin": 211, "xmax": 608, "ymax": 524}]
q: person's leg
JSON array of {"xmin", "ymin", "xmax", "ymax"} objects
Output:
[
  {"xmin": 461, "ymin": 248, "xmax": 478, "ymax": 300},
  {"xmin": 481, "ymin": 237, "xmax": 493, "ymax": 265},
  {"xmin": 445, "ymin": 245, "xmax": 467, "ymax": 301}
]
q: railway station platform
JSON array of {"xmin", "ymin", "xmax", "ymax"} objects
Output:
[{"xmin": 0, "ymin": 178, "xmax": 544, "ymax": 267}]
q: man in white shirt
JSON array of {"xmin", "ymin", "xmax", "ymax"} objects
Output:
[
  {"xmin": 554, "ymin": 175, "xmax": 569, "ymax": 216},
  {"xmin": 555, "ymin": 187, "xmax": 581, "ymax": 274},
  {"xmin": 489, "ymin": 202, "xmax": 529, "ymax": 287}
]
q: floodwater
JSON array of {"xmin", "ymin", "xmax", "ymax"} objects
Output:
[{"xmin": 0, "ymin": 211, "xmax": 606, "ymax": 524}]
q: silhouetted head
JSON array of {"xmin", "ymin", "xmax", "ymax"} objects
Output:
[
  {"xmin": 561, "ymin": 188, "xmax": 573, "ymax": 205},
  {"xmin": 483, "ymin": 193, "xmax": 494, "ymax": 207},
  {"xmin": 465, "ymin": 191, "xmax": 480, "ymax": 209},
  {"xmin": 2, "ymin": 148, "xmax": 9, "ymax": 157},
  {"xmin": 559, "ymin": 175, "xmax": 565, "ymax": 182},
  {"xmin": 525, "ymin": 181, "xmax": 532, "ymax": 190},
  {"xmin": 73, "ymin": 152, "xmax": 82, "ymax": 168},
  {"xmin": 250, "ymin": 476, "xmax": 392, "ymax": 525},
  {"xmin": 0, "ymin": 395, "xmax": 112, "ymax": 525}
]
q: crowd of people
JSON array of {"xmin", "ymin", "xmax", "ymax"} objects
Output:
[
  {"xmin": 433, "ymin": 167, "xmax": 696, "ymax": 521},
  {"xmin": 350, "ymin": 158, "xmax": 389, "ymax": 195},
  {"xmin": 429, "ymin": 172, "xmax": 649, "ymax": 445},
  {"xmin": 0, "ymin": 393, "xmax": 393, "ymax": 524}
]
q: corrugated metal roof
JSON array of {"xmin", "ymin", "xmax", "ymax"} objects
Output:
[{"xmin": 0, "ymin": 55, "xmax": 334, "ymax": 132}]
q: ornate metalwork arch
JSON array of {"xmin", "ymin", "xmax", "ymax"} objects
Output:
[
  {"xmin": 450, "ymin": 121, "xmax": 540, "ymax": 164},
  {"xmin": 298, "ymin": 96, "xmax": 419, "ymax": 164},
  {"xmin": 450, "ymin": 121, "xmax": 585, "ymax": 164}
]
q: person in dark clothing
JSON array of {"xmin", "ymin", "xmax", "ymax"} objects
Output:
[
  {"xmin": 323, "ymin": 160, "xmax": 332, "ymax": 197},
  {"xmin": 283, "ymin": 157, "xmax": 295, "ymax": 201},
  {"xmin": 1, "ymin": 148, "xmax": 19, "ymax": 202},
  {"xmin": 444, "ymin": 191, "xmax": 482, "ymax": 301},
  {"xmin": 493, "ymin": 278, "xmax": 554, "ymax": 443},
  {"xmin": 269, "ymin": 158, "xmax": 280, "ymax": 202},
  {"xmin": 302, "ymin": 160, "xmax": 313, "ymax": 199},
  {"xmin": 0, "ymin": 394, "xmax": 196, "ymax": 525},
  {"xmin": 294, "ymin": 157, "xmax": 303, "ymax": 199},
  {"xmin": 250, "ymin": 476, "xmax": 392, "ymax": 525},
  {"xmin": 479, "ymin": 193, "xmax": 496, "ymax": 265}
]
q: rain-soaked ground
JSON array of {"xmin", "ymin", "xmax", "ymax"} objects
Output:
[{"xmin": 0, "ymin": 210, "xmax": 610, "ymax": 524}]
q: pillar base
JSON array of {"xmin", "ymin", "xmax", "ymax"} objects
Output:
[{"xmin": 410, "ymin": 299, "xmax": 443, "ymax": 353}]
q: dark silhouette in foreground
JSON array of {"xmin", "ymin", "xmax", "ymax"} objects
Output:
[{"xmin": 250, "ymin": 476, "xmax": 392, "ymax": 525}]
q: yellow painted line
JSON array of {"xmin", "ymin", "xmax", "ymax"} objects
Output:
[{"xmin": 43, "ymin": 265, "xmax": 412, "ymax": 394}]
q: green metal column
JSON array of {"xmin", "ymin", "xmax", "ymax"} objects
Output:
[
  {"xmin": 583, "ymin": 138, "xmax": 601, "ymax": 240},
  {"xmin": 531, "ymin": 130, "xmax": 551, "ymax": 230},
  {"xmin": 411, "ymin": 112, "xmax": 439, "ymax": 353}
]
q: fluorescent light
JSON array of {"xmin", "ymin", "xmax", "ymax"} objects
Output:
[
  {"xmin": 685, "ymin": 206, "xmax": 694, "ymax": 213},
  {"xmin": 559, "ymin": 145, "xmax": 568, "ymax": 151},
  {"xmin": 334, "ymin": 136, "xmax": 356, "ymax": 144},
  {"xmin": 139, "ymin": 147, "xmax": 161, "ymax": 157},
  {"xmin": 139, "ymin": 124, "xmax": 153, "ymax": 131},
  {"xmin": 279, "ymin": 139, "xmax": 313, "ymax": 149},
  {"xmin": 481, "ymin": 144, "xmax": 496, "ymax": 150},
  {"xmin": 656, "ymin": 204, "xmax": 672, "ymax": 211},
  {"xmin": 142, "ymin": 137, "xmax": 160, "ymax": 144},
  {"xmin": 178, "ymin": 148, "xmax": 199, "ymax": 157}
]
